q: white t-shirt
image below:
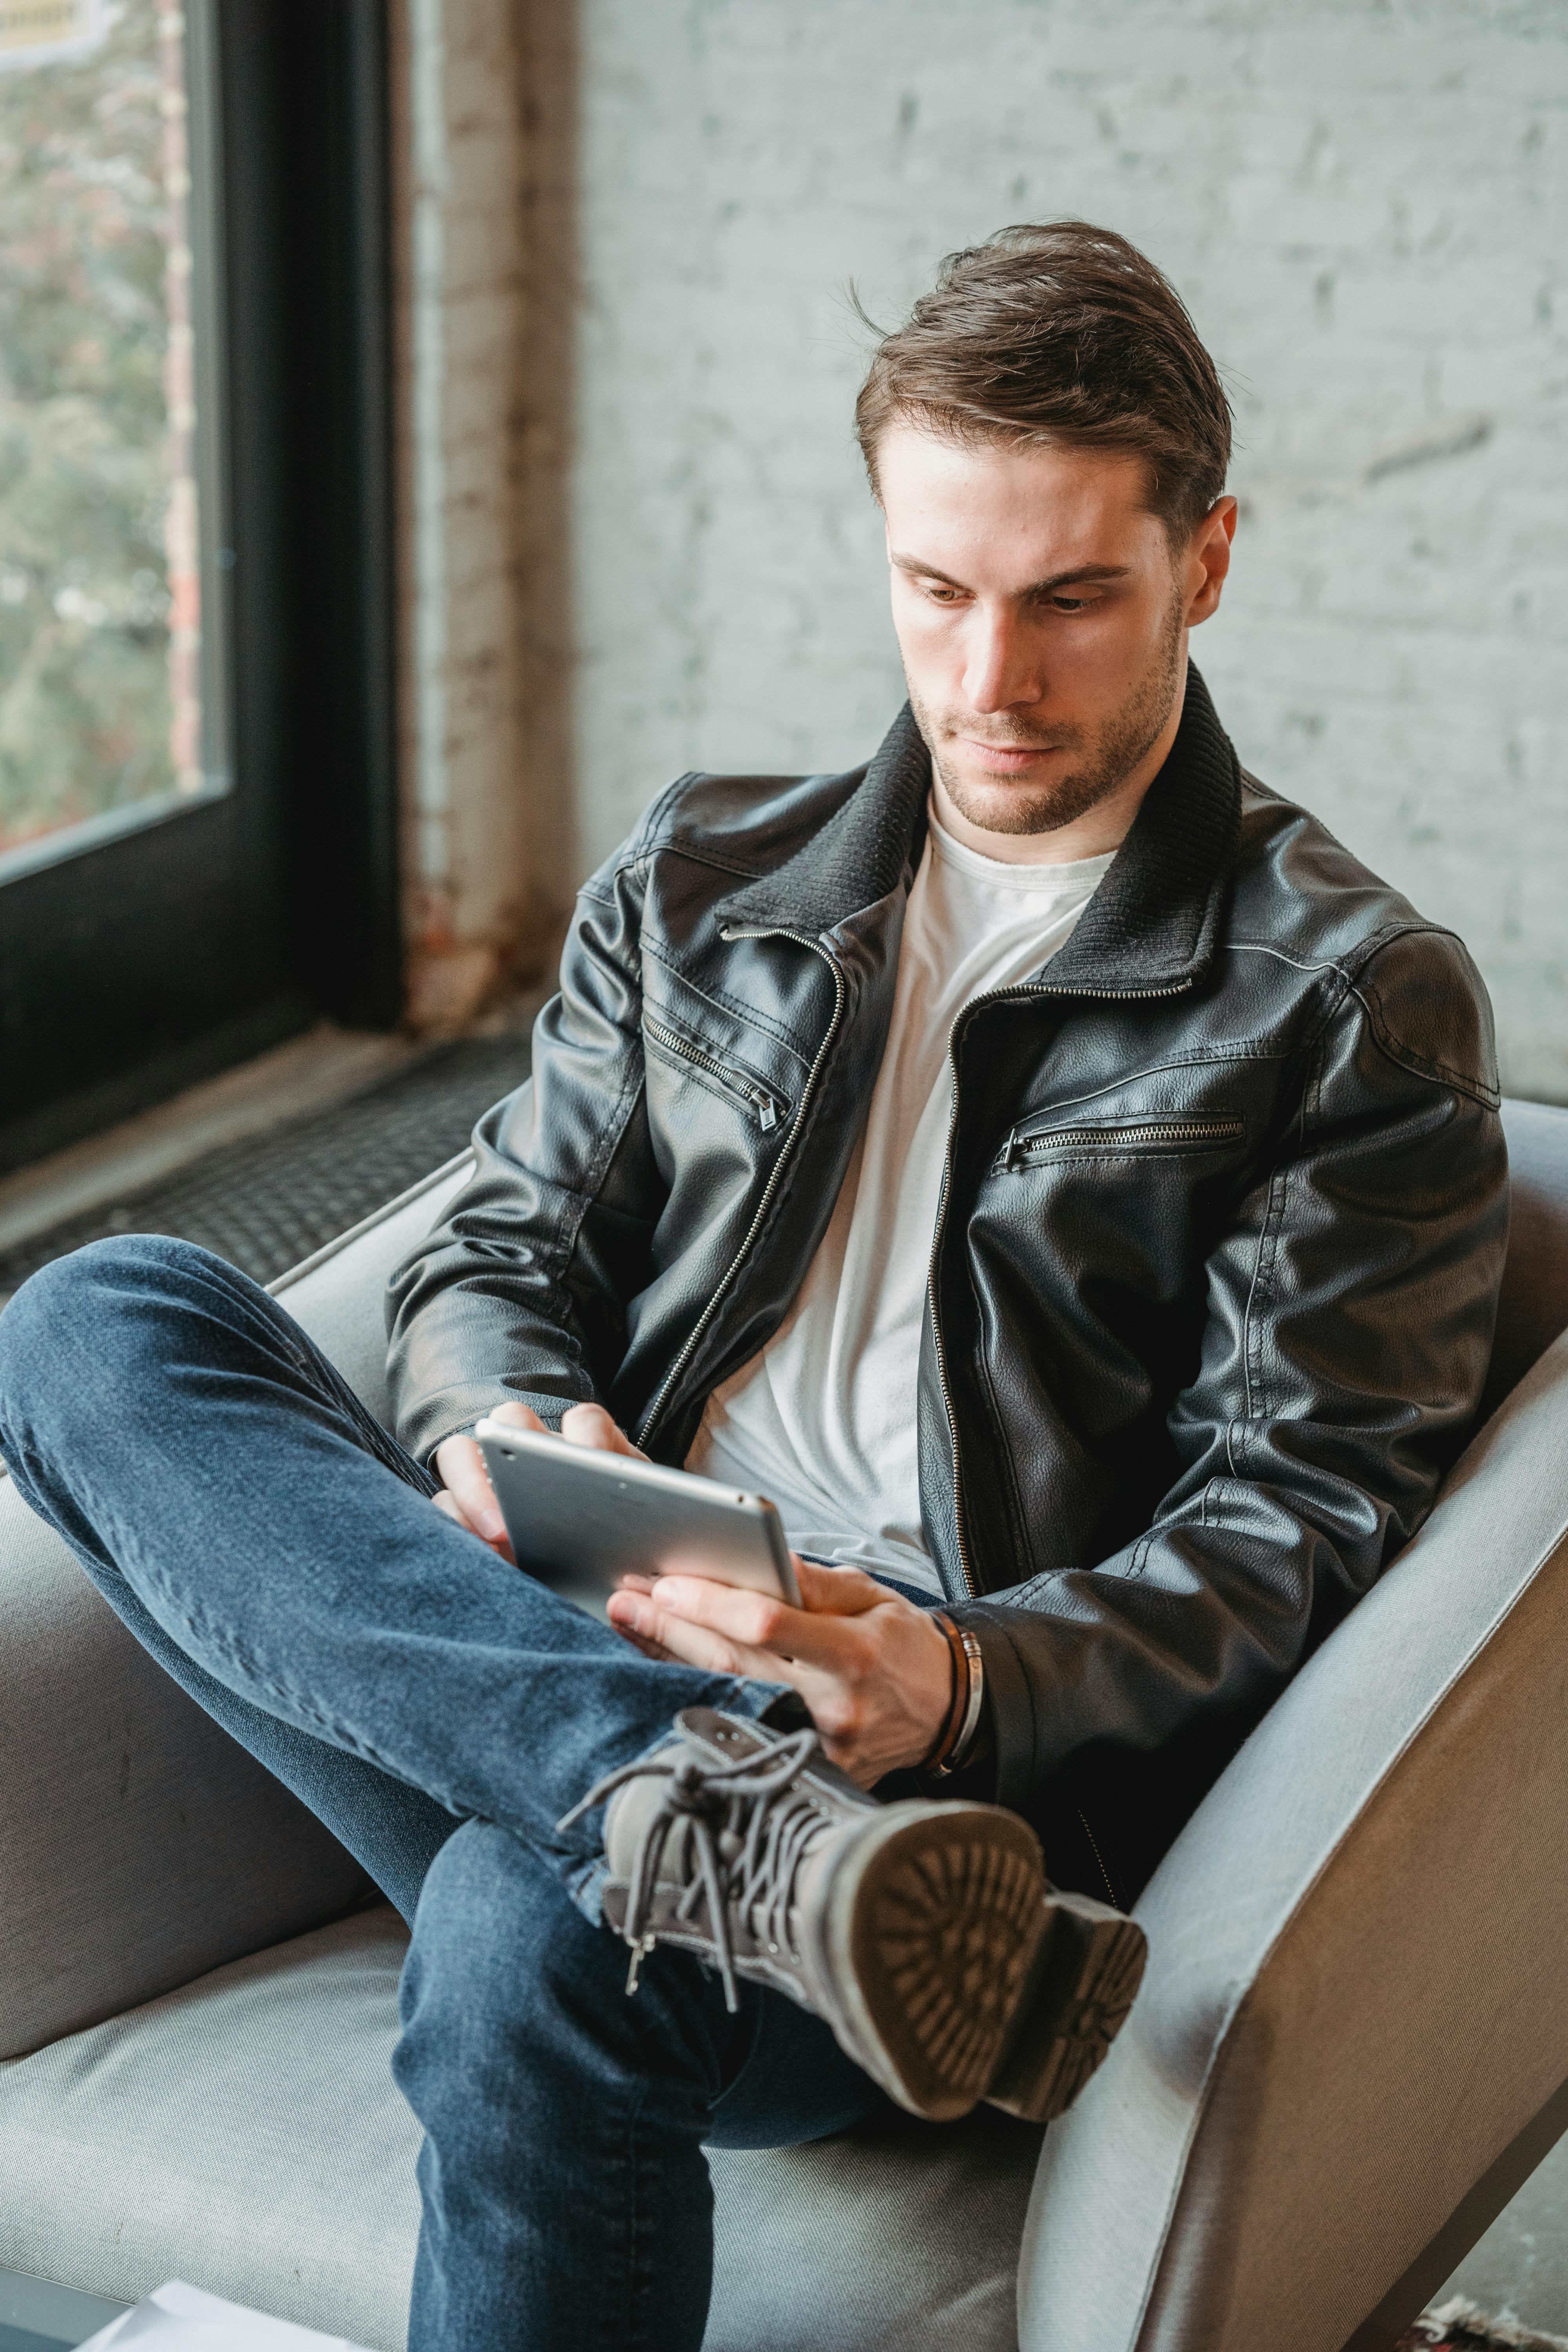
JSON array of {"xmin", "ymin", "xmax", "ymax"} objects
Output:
[{"xmin": 684, "ymin": 801, "xmax": 1112, "ymax": 1594}]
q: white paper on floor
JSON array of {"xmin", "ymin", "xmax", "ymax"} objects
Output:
[{"xmin": 76, "ymin": 2279, "xmax": 376, "ymax": 2352}]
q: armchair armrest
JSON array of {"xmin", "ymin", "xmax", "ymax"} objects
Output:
[
  {"xmin": 1018, "ymin": 1326, "xmax": 1568, "ymax": 2352},
  {"xmin": 0, "ymin": 1156, "xmax": 473, "ymax": 2059}
]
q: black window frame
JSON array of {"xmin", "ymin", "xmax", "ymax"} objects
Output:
[{"xmin": 0, "ymin": 0, "xmax": 400, "ymax": 1177}]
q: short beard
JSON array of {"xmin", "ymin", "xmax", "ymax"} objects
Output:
[{"xmin": 909, "ymin": 591, "xmax": 1187, "ymax": 838}]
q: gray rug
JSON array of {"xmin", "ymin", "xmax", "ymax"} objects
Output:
[
  {"xmin": 0, "ymin": 1030, "xmax": 532, "ymax": 1305},
  {"xmin": 1400, "ymin": 2299, "xmax": 1568, "ymax": 2349}
]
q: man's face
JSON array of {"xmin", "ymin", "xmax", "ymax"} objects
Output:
[{"xmin": 878, "ymin": 424, "xmax": 1233, "ymax": 848}]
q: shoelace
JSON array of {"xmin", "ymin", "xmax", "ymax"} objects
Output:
[{"xmin": 559, "ymin": 1727, "xmax": 824, "ymax": 2011}]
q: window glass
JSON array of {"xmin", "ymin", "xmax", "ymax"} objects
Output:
[{"xmin": 0, "ymin": 0, "xmax": 218, "ymax": 870}]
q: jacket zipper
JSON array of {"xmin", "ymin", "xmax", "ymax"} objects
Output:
[
  {"xmin": 634, "ymin": 929, "xmax": 847, "ymax": 1451},
  {"xmin": 1001, "ymin": 1114, "xmax": 1243, "ymax": 1171},
  {"xmin": 644, "ymin": 1014, "xmax": 787, "ymax": 1132},
  {"xmin": 931, "ymin": 973, "xmax": 1197, "ymax": 1599}
]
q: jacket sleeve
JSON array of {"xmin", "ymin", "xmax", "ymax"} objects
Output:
[
  {"xmin": 954, "ymin": 927, "xmax": 1510, "ymax": 1887},
  {"xmin": 385, "ymin": 848, "xmax": 662, "ymax": 1467}
]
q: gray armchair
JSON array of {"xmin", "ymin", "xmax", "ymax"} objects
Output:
[{"xmin": 3, "ymin": 1100, "xmax": 1567, "ymax": 2352}]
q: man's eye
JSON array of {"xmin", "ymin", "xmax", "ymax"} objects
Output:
[{"xmin": 1050, "ymin": 595, "xmax": 1092, "ymax": 614}]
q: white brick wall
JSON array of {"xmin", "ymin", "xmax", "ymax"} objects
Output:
[
  {"xmin": 393, "ymin": 0, "xmax": 533, "ymax": 1029},
  {"xmin": 571, "ymin": 0, "xmax": 1568, "ymax": 1098}
]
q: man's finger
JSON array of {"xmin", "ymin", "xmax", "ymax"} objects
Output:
[
  {"xmin": 606, "ymin": 1589, "xmax": 759, "ymax": 1678},
  {"xmin": 560, "ymin": 1402, "xmax": 646, "ymax": 1458},
  {"xmin": 606, "ymin": 1613, "xmax": 678, "ymax": 1663},
  {"xmin": 610, "ymin": 1577, "xmax": 868, "ymax": 1697},
  {"xmin": 433, "ymin": 1489, "xmax": 505, "ymax": 1548},
  {"xmin": 791, "ymin": 1557, "xmax": 889, "ymax": 1617},
  {"xmin": 432, "ymin": 1432, "xmax": 512, "ymax": 1556},
  {"xmin": 485, "ymin": 1401, "xmax": 549, "ymax": 1433},
  {"xmin": 648, "ymin": 1573, "xmax": 862, "ymax": 1669},
  {"xmin": 608, "ymin": 1592, "xmax": 842, "ymax": 1731}
]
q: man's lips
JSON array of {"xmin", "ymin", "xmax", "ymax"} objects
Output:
[{"xmin": 957, "ymin": 737, "xmax": 1069, "ymax": 774}]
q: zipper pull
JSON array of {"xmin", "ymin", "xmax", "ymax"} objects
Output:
[{"xmin": 757, "ymin": 1096, "xmax": 779, "ymax": 1133}]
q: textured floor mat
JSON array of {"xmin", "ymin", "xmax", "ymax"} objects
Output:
[
  {"xmin": 1401, "ymin": 2300, "xmax": 1568, "ymax": 2349},
  {"xmin": 0, "ymin": 1029, "xmax": 532, "ymax": 1303}
]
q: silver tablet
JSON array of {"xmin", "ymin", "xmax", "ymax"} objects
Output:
[{"xmin": 474, "ymin": 1419, "xmax": 803, "ymax": 1620}]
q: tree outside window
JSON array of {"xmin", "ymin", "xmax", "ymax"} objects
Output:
[{"xmin": 0, "ymin": 0, "xmax": 204, "ymax": 862}]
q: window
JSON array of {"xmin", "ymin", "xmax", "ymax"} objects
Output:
[
  {"xmin": 0, "ymin": 1, "xmax": 397, "ymax": 1176},
  {"xmin": 0, "ymin": 0, "xmax": 228, "ymax": 877}
]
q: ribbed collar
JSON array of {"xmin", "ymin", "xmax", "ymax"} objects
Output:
[{"xmin": 715, "ymin": 663, "xmax": 1241, "ymax": 993}]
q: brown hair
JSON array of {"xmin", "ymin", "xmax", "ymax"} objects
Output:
[{"xmin": 853, "ymin": 221, "xmax": 1231, "ymax": 542}]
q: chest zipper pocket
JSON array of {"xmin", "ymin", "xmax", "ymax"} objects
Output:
[
  {"xmin": 998, "ymin": 1115, "xmax": 1244, "ymax": 1172},
  {"xmin": 645, "ymin": 1015, "xmax": 789, "ymax": 1133}
]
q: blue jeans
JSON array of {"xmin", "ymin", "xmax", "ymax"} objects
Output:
[{"xmin": 0, "ymin": 1238, "xmax": 891, "ymax": 2351}]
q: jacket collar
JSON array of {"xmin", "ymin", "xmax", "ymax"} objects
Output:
[
  {"xmin": 1045, "ymin": 662, "xmax": 1241, "ymax": 993},
  {"xmin": 713, "ymin": 701, "xmax": 932, "ymax": 935},
  {"xmin": 715, "ymin": 663, "xmax": 1241, "ymax": 991}
]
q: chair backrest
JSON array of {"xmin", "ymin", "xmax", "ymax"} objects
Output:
[
  {"xmin": 1483, "ymin": 1098, "xmax": 1568, "ymax": 1420},
  {"xmin": 268, "ymin": 1151, "xmax": 474, "ymax": 1427}
]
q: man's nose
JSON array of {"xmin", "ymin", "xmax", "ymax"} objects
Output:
[{"xmin": 960, "ymin": 605, "xmax": 1041, "ymax": 713}]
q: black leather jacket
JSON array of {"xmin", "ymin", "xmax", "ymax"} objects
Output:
[{"xmin": 388, "ymin": 668, "xmax": 1508, "ymax": 1902}]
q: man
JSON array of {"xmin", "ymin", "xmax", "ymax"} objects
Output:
[{"xmin": 0, "ymin": 223, "xmax": 1507, "ymax": 2352}]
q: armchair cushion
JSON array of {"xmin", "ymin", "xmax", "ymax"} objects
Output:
[
  {"xmin": 0, "ymin": 1901, "xmax": 1040, "ymax": 2352},
  {"xmin": 0, "ymin": 1158, "xmax": 472, "ymax": 2060},
  {"xmin": 0, "ymin": 1474, "xmax": 370, "ymax": 2061}
]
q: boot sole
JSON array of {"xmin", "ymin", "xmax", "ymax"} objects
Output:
[
  {"xmin": 984, "ymin": 1890, "xmax": 1147, "ymax": 2123},
  {"xmin": 822, "ymin": 1805, "xmax": 1049, "ymax": 2123}
]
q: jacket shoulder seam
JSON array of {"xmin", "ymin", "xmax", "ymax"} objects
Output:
[
  {"xmin": 1227, "ymin": 920, "xmax": 1493, "ymax": 1091},
  {"xmin": 640, "ymin": 838, "xmax": 779, "ymax": 887},
  {"xmin": 1341, "ymin": 933, "xmax": 1501, "ymax": 1110},
  {"xmin": 603, "ymin": 773, "xmax": 704, "ymax": 878}
]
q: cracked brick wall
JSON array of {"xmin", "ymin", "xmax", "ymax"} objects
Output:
[
  {"xmin": 392, "ymin": 0, "xmax": 582, "ymax": 1032},
  {"xmin": 570, "ymin": 0, "xmax": 1568, "ymax": 1098}
]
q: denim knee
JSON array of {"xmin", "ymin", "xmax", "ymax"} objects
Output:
[
  {"xmin": 396, "ymin": 1817, "xmax": 723, "ymax": 2114},
  {"xmin": 0, "ymin": 1234, "xmax": 229, "ymax": 1454},
  {"xmin": 2, "ymin": 1232, "xmax": 217, "ymax": 1343},
  {"xmin": 400, "ymin": 1818, "xmax": 593, "ymax": 2043}
]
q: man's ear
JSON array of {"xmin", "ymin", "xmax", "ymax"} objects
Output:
[{"xmin": 1186, "ymin": 495, "xmax": 1238, "ymax": 628}]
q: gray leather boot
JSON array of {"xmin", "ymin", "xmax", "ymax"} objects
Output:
[
  {"xmin": 560, "ymin": 1707, "xmax": 1144, "ymax": 2124},
  {"xmin": 983, "ymin": 1884, "xmax": 1148, "ymax": 2123}
]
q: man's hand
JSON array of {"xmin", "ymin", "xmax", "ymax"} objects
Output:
[
  {"xmin": 432, "ymin": 1400, "xmax": 644, "ymax": 1558},
  {"xmin": 434, "ymin": 1402, "xmax": 955, "ymax": 1787},
  {"xmin": 607, "ymin": 1558, "xmax": 953, "ymax": 1789}
]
